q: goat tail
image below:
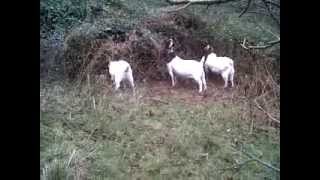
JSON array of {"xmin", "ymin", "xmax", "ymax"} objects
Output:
[
  {"xmin": 230, "ymin": 61, "xmax": 234, "ymax": 68},
  {"xmin": 201, "ymin": 69, "xmax": 207, "ymax": 91},
  {"xmin": 230, "ymin": 61, "xmax": 235, "ymax": 76},
  {"xmin": 125, "ymin": 66, "xmax": 130, "ymax": 73},
  {"xmin": 200, "ymin": 56, "xmax": 207, "ymax": 72},
  {"xmin": 202, "ymin": 69, "xmax": 206, "ymax": 81}
]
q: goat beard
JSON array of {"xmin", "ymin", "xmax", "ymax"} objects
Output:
[{"xmin": 124, "ymin": 66, "xmax": 129, "ymax": 73}]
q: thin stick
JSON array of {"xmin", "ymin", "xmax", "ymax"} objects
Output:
[
  {"xmin": 263, "ymin": 63, "xmax": 280, "ymax": 90},
  {"xmin": 92, "ymin": 96, "xmax": 96, "ymax": 110}
]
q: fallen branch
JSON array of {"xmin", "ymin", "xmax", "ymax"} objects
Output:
[
  {"xmin": 265, "ymin": 0, "xmax": 280, "ymax": 8},
  {"xmin": 165, "ymin": 0, "xmax": 239, "ymax": 6},
  {"xmin": 218, "ymin": 159, "xmax": 255, "ymax": 171},
  {"xmin": 242, "ymin": 150, "xmax": 280, "ymax": 172},
  {"xmin": 239, "ymin": 0, "xmax": 252, "ymax": 17},
  {"xmin": 67, "ymin": 149, "xmax": 77, "ymax": 167},
  {"xmin": 249, "ymin": 112, "xmax": 254, "ymax": 134},
  {"xmin": 254, "ymin": 99, "xmax": 280, "ymax": 123},
  {"xmin": 261, "ymin": 0, "xmax": 280, "ymax": 27},
  {"xmin": 234, "ymin": 159, "xmax": 256, "ymax": 170}
]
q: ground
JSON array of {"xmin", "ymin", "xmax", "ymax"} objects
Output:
[
  {"xmin": 40, "ymin": 72, "xmax": 279, "ymax": 180},
  {"xmin": 105, "ymin": 73, "xmax": 238, "ymax": 104}
]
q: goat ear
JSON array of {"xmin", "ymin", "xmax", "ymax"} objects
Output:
[
  {"xmin": 168, "ymin": 38, "xmax": 174, "ymax": 48},
  {"xmin": 169, "ymin": 47, "xmax": 174, "ymax": 53}
]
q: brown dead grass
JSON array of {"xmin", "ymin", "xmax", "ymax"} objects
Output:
[{"xmin": 62, "ymin": 12, "xmax": 279, "ymax": 128}]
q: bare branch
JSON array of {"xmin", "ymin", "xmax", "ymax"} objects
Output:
[
  {"xmin": 246, "ymin": 11, "xmax": 271, "ymax": 16},
  {"xmin": 239, "ymin": 0, "xmax": 252, "ymax": 18},
  {"xmin": 256, "ymin": 23, "xmax": 280, "ymax": 40}
]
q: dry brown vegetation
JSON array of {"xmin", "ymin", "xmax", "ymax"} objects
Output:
[{"xmin": 61, "ymin": 13, "xmax": 279, "ymax": 127}]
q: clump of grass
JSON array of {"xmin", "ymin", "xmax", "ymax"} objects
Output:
[{"xmin": 41, "ymin": 159, "xmax": 71, "ymax": 180}]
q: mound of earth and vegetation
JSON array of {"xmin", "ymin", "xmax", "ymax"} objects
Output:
[{"xmin": 40, "ymin": 0, "xmax": 280, "ymax": 179}]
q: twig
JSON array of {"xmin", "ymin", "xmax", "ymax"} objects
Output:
[
  {"xmin": 242, "ymin": 150, "xmax": 280, "ymax": 172},
  {"xmin": 81, "ymin": 146, "xmax": 99, "ymax": 161},
  {"xmin": 67, "ymin": 149, "xmax": 77, "ymax": 167},
  {"xmin": 249, "ymin": 114, "xmax": 254, "ymax": 134},
  {"xmin": 263, "ymin": 63, "xmax": 280, "ymax": 90},
  {"xmin": 149, "ymin": 97, "xmax": 169, "ymax": 104},
  {"xmin": 164, "ymin": 1, "xmax": 193, "ymax": 12},
  {"xmin": 254, "ymin": 99, "xmax": 280, "ymax": 123},
  {"xmin": 229, "ymin": 144, "xmax": 280, "ymax": 172},
  {"xmin": 249, "ymin": 97, "xmax": 254, "ymax": 134}
]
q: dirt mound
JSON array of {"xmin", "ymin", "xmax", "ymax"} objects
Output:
[
  {"xmin": 63, "ymin": 12, "xmax": 243, "ymax": 82},
  {"xmin": 63, "ymin": 12, "xmax": 279, "ymax": 102}
]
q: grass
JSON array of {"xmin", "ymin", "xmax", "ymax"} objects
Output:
[{"xmin": 40, "ymin": 80, "xmax": 279, "ymax": 180}]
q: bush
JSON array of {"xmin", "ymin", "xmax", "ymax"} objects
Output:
[{"xmin": 40, "ymin": 0, "xmax": 87, "ymax": 37}]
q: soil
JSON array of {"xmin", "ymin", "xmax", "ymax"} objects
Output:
[{"xmin": 104, "ymin": 73, "xmax": 239, "ymax": 106}]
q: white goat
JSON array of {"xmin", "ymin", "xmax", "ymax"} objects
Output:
[
  {"xmin": 166, "ymin": 39, "xmax": 207, "ymax": 93},
  {"xmin": 108, "ymin": 60, "xmax": 135, "ymax": 91},
  {"xmin": 202, "ymin": 45, "xmax": 235, "ymax": 88}
]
